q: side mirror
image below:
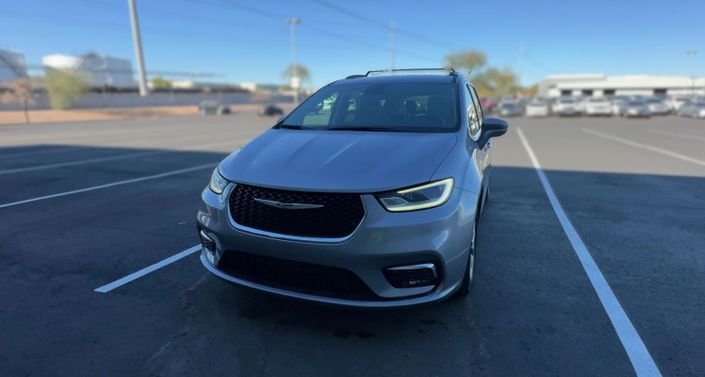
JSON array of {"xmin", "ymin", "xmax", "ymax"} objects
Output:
[{"xmin": 478, "ymin": 117, "xmax": 508, "ymax": 148}]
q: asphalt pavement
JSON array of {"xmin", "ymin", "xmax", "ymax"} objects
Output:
[{"xmin": 1, "ymin": 112, "xmax": 704, "ymax": 377}]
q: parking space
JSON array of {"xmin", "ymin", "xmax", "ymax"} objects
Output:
[{"xmin": 1, "ymin": 114, "xmax": 704, "ymax": 376}]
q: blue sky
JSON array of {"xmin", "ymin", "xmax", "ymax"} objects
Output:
[{"xmin": 1, "ymin": 0, "xmax": 703, "ymax": 87}]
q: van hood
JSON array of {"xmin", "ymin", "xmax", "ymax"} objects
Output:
[{"xmin": 219, "ymin": 129, "xmax": 458, "ymax": 193}]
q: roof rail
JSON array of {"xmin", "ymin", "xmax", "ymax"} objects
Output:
[
  {"xmin": 365, "ymin": 68, "xmax": 457, "ymax": 77},
  {"xmin": 345, "ymin": 74, "xmax": 366, "ymax": 79}
]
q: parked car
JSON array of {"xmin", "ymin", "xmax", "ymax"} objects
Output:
[
  {"xmin": 584, "ymin": 97, "xmax": 613, "ymax": 116},
  {"xmin": 667, "ymin": 95, "xmax": 693, "ymax": 112},
  {"xmin": 498, "ymin": 101, "xmax": 522, "ymax": 117},
  {"xmin": 610, "ymin": 96, "xmax": 629, "ymax": 115},
  {"xmin": 480, "ymin": 97, "xmax": 496, "ymax": 114},
  {"xmin": 197, "ymin": 69, "xmax": 508, "ymax": 307},
  {"xmin": 259, "ymin": 104, "xmax": 284, "ymax": 116},
  {"xmin": 199, "ymin": 100, "xmax": 231, "ymax": 115},
  {"xmin": 620, "ymin": 99, "xmax": 651, "ymax": 117},
  {"xmin": 525, "ymin": 99, "xmax": 550, "ymax": 117},
  {"xmin": 645, "ymin": 97, "xmax": 670, "ymax": 115},
  {"xmin": 677, "ymin": 99, "xmax": 705, "ymax": 118},
  {"xmin": 552, "ymin": 97, "xmax": 581, "ymax": 116}
]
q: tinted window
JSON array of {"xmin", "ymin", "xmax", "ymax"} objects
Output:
[{"xmin": 282, "ymin": 81, "xmax": 459, "ymax": 132}]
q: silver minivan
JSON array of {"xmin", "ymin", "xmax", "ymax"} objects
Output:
[{"xmin": 197, "ymin": 69, "xmax": 508, "ymax": 307}]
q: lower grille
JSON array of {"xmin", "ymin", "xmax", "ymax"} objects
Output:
[
  {"xmin": 218, "ymin": 250, "xmax": 380, "ymax": 301},
  {"xmin": 229, "ymin": 184, "xmax": 364, "ymax": 239}
]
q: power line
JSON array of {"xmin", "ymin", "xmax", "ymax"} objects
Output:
[
  {"xmin": 310, "ymin": 0, "xmax": 449, "ymax": 49},
  {"xmin": 188, "ymin": 0, "xmax": 438, "ymax": 62}
]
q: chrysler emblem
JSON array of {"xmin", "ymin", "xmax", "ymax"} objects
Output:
[{"xmin": 254, "ymin": 198, "xmax": 324, "ymax": 210}]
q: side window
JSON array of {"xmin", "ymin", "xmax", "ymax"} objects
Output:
[
  {"xmin": 470, "ymin": 86, "xmax": 484, "ymax": 123},
  {"xmin": 302, "ymin": 92, "xmax": 338, "ymax": 126},
  {"xmin": 465, "ymin": 85, "xmax": 480, "ymax": 136}
]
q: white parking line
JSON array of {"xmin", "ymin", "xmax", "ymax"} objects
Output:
[
  {"xmin": 517, "ymin": 128, "xmax": 662, "ymax": 377},
  {"xmin": 0, "ymin": 139, "xmax": 240, "ymax": 176},
  {"xmin": 0, "ymin": 151, "xmax": 162, "ymax": 175},
  {"xmin": 0, "ymin": 146, "xmax": 81, "ymax": 159},
  {"xmin": 583, "ymin": 128, "xmax": 705, "ymax": 168},
  {"xmin": 649, "ymin": 129, "xmax": 705, "ymax": 142},
  {"xmin": 0, "ymin": 163, "xmax": 215, "ymax": 209},
  {"xmin": 94, "ymin": 245, "xmax": 201, "ymax": 293}
]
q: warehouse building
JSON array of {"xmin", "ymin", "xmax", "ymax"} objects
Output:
[
  {"xmin": 0, "ymin": 48, "xmax": 28, "ymax": 85},
  {"xmin": 538, "ymin": 74, "xmax": 705, "ymax": 98},
  {"xmin": 42, "ymin": 53, "xmax": 136, "ymax": 89}
]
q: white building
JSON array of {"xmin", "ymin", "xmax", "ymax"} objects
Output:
[
  {"xmin": 0, "ymin": 49, "xmax": 28, "ymax": 85},
  {"xmin": 42, "ymin": 53, "xmax": 135, "ymax": 89},
  {"xmin": 538, "ymin": 74, "xmax": 705, "ymax": 98}
]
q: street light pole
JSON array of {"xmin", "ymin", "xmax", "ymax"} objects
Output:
[
  {"xmin": 687, "ymin": 50, "xmax": 698, "ymax": 95},
  {"xmin": 287, "ymin": 17, "xmax": 301, "ymax": 103},
  {"xmin": 389, "ymin": 22, "xmax": 396, "ymax": 71},
  {"xmin": 128, "ymin": 0, "xmax": 149, "ymax": 96}
]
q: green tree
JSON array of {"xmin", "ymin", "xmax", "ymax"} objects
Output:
[
  {"xmin": 43, "ymin": 69, "xmax": 87, "ymax": 110},
  {"xmin": 1, "ymin": 77, "xmax": 35, "ymax": 123},
  {"xmin": 444, "ymin": 50, "xmax": 487, "ymax": 73},
  {"xmin": 150, "ymin": 76, "xmax": 171, "ymax": 89},
  {"xmin": 483, "ymin": 67, "xmax": 520, "ymax": 96}
]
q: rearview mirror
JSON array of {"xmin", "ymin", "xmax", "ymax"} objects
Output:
[{"xmin": 478, "ymin": 117, "xmax": 508, "ymax": 148}]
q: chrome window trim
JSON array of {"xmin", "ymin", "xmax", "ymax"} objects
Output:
[{"xmin": 224, "ymin": 183, "xmax": 367, "ymax": 244}]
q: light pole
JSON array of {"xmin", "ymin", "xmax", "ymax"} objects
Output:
[
  {"xmin": 287, "ymin": 17, "xmax": 301, "ymax": 103},
  {"xmin": 128, "ymin": 0, "xmax": 148, "ymax": 96},
  {"xmin": 687, "ymin": 50, "xmax": 698, "ymax": 95},
  {"xmin": 389, "ymin": 22, "xmax": 396, "ymax": 71}
]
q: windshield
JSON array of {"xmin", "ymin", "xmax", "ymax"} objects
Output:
[
  {"xmin": 559, "ymin": 98, "xmax": 575, "ymax": 103},
  {"xmin": 588, "ymin": 98, "xmax": 607, "ymax": 103},
  {"xmin": 280, "ymin": 81, "xmax": 459, "ymax": 132},
  {"xmin": 628, "ymin": 100, "xmax": 646, "ymax": 106}
]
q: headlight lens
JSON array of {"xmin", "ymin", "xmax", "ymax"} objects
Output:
[
  {"xmin": 376, "ymin": 178, "xmax": 454, "ymax": 212},
  {"xmin": 208, "ymin": 168, "xmax": 229, "ymax": 194}
]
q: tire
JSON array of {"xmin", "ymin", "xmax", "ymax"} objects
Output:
[{"xmin": 456, "ymin": 215, "xmax": 478, "ymax": 297}]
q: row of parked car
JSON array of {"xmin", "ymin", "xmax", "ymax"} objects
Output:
[{"xmin": 489, "ymin": 95, "xmax": 705, "ymax": 118}]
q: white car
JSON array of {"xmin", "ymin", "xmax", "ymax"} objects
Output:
[
  {"xmin": 610, "ymin": 96, "xmax": 629, "ymax": 115},
  {"xmin": 525, "ymin": 99, "xmax": 550, "ymax": 117},
  {"xmin": 645, "ymin": 97, "xmax": 670, "ymax": 115},
  {"xmin": 584, "ymin": 97, "xmax": 613, "ymax": 116},
  {"xmin": 667, "ymin": 96, "xmax": 692, "ymax": 112},
  {"xmin": 678, "ymin": 99, "xmax": 705, "ymax": 118},
  {"xmin": 552, "ymin": 97, "xmax": 581, "ymax": 116}
]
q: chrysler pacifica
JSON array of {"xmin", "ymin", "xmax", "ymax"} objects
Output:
[{"xmin": 196, "ymin": 68, "xmax": 508, "ymax": 307}]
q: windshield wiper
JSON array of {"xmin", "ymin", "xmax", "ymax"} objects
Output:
[
  {"xmin": 274, "ymin": 124, "xmax": 309, "ymax": 130},
  {"xmin": 326, "ymin": 126, "xmax": 405, "ymax": 132}
]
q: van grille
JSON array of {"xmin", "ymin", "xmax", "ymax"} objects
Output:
[{"xmin": 229, "ymin": 184, "xmax": 364, "ymax": 239}]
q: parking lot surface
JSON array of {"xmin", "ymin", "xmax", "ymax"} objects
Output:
[{"xmin": 1, "ymin": 113, "xmax": 704, "ymax": 376}]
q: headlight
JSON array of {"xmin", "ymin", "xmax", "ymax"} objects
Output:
[
  {"xmin": 208, "ymin": 168, "xmax": 229, "ymax": 194},
  {"xmin": 376, "ymin": 178, "xmax": 454, "ymax": 212}
]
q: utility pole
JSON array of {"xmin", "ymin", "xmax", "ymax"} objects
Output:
[
  {"xmin": 517, "ymin": 42, "xmax": 525, "ymax": 85},
  {"xmin": 389, "ymin": 22, "xmax": 397, "ymax": 71},
  {"xmin": 687, "ymin": 49, "xmax": 698, "ymax": 95},
  {"xmin": 287, "ymin": 17, "xmax": 301, "ymax": 103},
  {"xmin": 128, "ymin": 0, "xmax": 148, "ymax": 96}
]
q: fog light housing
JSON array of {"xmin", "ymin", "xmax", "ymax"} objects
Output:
[
  {"xmin": 199, "ymin": 230, "xmax": 218, "ymax": 264},
  {"xmin": 383, "ymin": 263, "xmax": 438, "ymax": 288}
]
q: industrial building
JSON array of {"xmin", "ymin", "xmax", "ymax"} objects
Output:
[
  {"xmin": 0, "ymin": 48, "xmax": 28, "ymax": 85},
  {"xmin": 42, "ymin": 53, "xmax": 136, "ymax": 89},
  {"xmin": 538, "ymin": 74, "xmax": 705, "ymax": 97}
]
